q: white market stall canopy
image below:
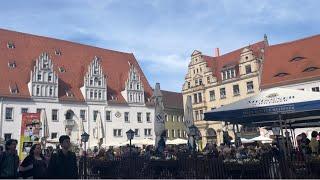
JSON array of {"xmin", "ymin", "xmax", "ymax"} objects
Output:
[
  {"xmin": 166, "ymin": 138, "xmax": 188, "ymax": 145},
  {"xmin": 204, "ymin": 88, "xmax": 320, "ymax": 126}
]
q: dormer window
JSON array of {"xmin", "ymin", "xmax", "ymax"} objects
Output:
[
  {"xmin": 222, "ymin": 68, "xmax": 236, "ymax": 80},
  {"xmin": 9, "ymin": 83, "xmax": 19, "ymax": 94},
  {"xmin": 7, "ymin": 42, "xmax": 15, "ymax": 49},
  {"xmin": 59, "ymin": 67, "xmax": 66, "ymax": 73},
  {"xmin": 55, "ymin": 49, "xmax": 61, "ymax": 56},
  {"xmin": 8, "ymin": 61, "xmax": 16, "ymax": 69},
  {"xmin": 66, "ymin": 90, "xmax": 74, "ymax": 97},
  {"xmin": 274, "ymin": 72, "xmax": 289, "ymax": 77},
  {"xmin": 290, "ymin": 56, "xmax": 305, "ymax": 62},
  {"xmin": 303, "ymin": 67, "xmax": 319, "ymax": 72}
]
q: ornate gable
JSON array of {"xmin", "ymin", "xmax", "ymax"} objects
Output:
[
  {"xmin": 27, "ymin": 52, "xmax": 58, "ymax": 99},
  {"xmin": 121, "ymin": 62, "xmax": 145, "ymax": 105},
  {"xmin": 80, "ymin": 56, "xmax": 107, "ymax": 102}
]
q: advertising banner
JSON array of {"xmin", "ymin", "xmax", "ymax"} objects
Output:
[{"xmin": 19, "ymin": 113, "xmax": 41, "ymax": 160}]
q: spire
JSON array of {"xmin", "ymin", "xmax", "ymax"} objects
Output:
[{"xmin": 264, "ymin": 34, "xmax": 269, "ymax": 46}]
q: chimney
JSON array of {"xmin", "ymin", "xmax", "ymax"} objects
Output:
[{"xmin": 215, "ymin": 48, "xmax": 220, "ymax": 57}]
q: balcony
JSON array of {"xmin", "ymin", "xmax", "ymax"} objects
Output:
[{"xmin": 64, "ymin": 119, "xmax": 76, "ymax": 129}]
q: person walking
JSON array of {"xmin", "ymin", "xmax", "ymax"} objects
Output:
[
  {"xmin": 0, "ymin": 139, "xmax": 19, "ymax": 178},
  {"xmin": 19, "ymin": 143, "xmax": 47, "ymax": 179},
  {"xmin": 47, "ymin": 135, "xmax": 78, "ymax": 179}
]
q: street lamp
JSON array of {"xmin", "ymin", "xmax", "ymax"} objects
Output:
[
  {"xmin": 189, "ymin": 125, "xmax": 197, "ymax": 155},
  {"xmin": 126, "ymin": 129, "xmax": 135, "ymax": 157},
  {"xmin": 81, "ymin": 132, "xmax": 90, "ymax": 179}
]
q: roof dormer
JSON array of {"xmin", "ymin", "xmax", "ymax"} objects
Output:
[
  {"xmin": 27, "ymin": 52, "xmax": 59, "ymax": 99},
  {"xmin": 80, "ymin": 56, "xmax": 107, "ymax": 102},
  {"xmin": 121, "ymin": 62, "xmax": 145, "ymax": 105}
]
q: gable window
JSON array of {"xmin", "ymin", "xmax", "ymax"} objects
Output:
[
  {"xmin": 220, "ymin": 88, "xmax": 226, "ymax": 99},
  {"xmin": 90, "ymin": 91, "xmax": 93, "ymax": 98},
  {"xmin": 49, "ymin": 88, "xmax": 53, "ymax": 96},
  {"xmin": 98, "ymin": 81, "xmax": 101, "ymax": 86},
  {"xmin": 106, "ymin": 111, "xmax": 111, "ymax": 121},
  {"xmin": 195, "ymin": 79, "xmax": 198, "ymax": 86},
  {"xmin": 187, "ymin": 82, "xmax": 191, "ymax": 88},
  {"xmin": 233, "ymin": 84, "xmax": 240, "ymax": 96},
  {"xmin": 312, "ymin": 87, "xmax": 320, "ymax": 92},
  {"xmin": 247, "ymin": 81, "xmax": 254, "ymax": 93},
  {"xmin": 80, "ymin": 110, "xmax": 86, "ymax": 121},
  {"xmin": 93, "ymin": 110, "xmax": 99, "ymax": 122},
  {"xmin": 124, "ymin": 112, "xmax": 129, "ymax": 122},
  {"xmin": 48, "ymin": 74, "xmax": 52, "ymax": 82},
  {"xmin": 199, "ymin": 79, "xmax": 203, "ymax": 85},
  {"xmin": 137, "ymin": 112, "xmax": 142, "ymax": 123},
  {"xmin": 52, "ymin": 109, "xmax": 58, "ymax": 121},
  {"xmin": 5, "ymin": 107, "xmax": 13, "ymax": 120},
  {"xmin": 36, "ymin": 87, "xmax": 40, "ymax": 95},
  {"xmin": 137, "ymin": 84, "xmax": 140, "ymax": 90},
  {"xmin": 58, "ymin": 67, "xmax": 65, "ymax": 73},
  {"xmin": 90, "ymin": 80, "xmax": 93, "ymax": 86},
  {"xmin": 37, "ymin": 74, "xmax": 42, "ymax": 81},
  {"xmin": 55, "ymin": 49, "xmax": 62, "ymax": 56},
  {"xmin": 245, "ymin": 65, "xmax": 252, "ymax": 74},
  {"xmin": 98, "ymin": 92, "xmax": 102, "ymax": 99},
  {"xmin": 209, "ymin": 90, "xmax": 215, "ymax": 101},
  {"xmin": 94, "ymin": 91, "xmax": 97, "ymax": 98},
  {"xmin": 146, "ymin": 113, "xmax": 151, "ymax": 123}
]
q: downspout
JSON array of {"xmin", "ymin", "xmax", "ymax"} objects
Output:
[{"xmin": 0, "ymin": 97, "xmax": 3, "ymax": 138}]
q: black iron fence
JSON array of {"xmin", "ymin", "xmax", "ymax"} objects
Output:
[{"xmin": 78, "ymin": 154, "xmax": 320, "ymax": 179}]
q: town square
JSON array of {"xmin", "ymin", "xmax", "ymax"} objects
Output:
[{"xmin": 0, "ymin": 0, "xmax": 319, "ymax": 179}]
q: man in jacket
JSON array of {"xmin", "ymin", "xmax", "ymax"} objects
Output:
[
  {"xmin": 0, "ymin": 139, "xmax": 19, "ymax": 178},
  {"xmin": 48, "ymin": 135, "xmax": 78, "ymax": 179}
]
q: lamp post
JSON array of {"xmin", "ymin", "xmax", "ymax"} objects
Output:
[
  {"xmin": 81, "ymin": 132, "xmax": 90, "ymax": 179},
  {"xmin": 126, "ymin": 129, "xmax": 135, "ymax": 157},
  {"xmin": 189, "ymin": 125, "xmax": 197, "ymax": 156}
]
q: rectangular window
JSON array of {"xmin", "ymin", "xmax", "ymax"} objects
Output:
[
  {"xmin": 36, "ymin": 87, "xmax": 40, "ymax": 95},
  {"xmin": 187, "ymin": 82, "xmax": 191, "ymax": 88},
  {"xmin": 177, "ymin": 129, "xmax": 181, "ymax": 138},
  {"xmin": 21, "ymin": 108, "xmax": 28, "ymax": 114},
  {"xmin": 93, "ymin": 111, "xmax": 99, "ymax": 122},
  {"xmin": 51, "ymin": 133, "xmax": 58, "ymax": 139},
  {"xmin": 37, "ymin": 109, "xmax": 42, "ymax": 113},
  {"xmin": 5, "ymin": 108, "xmax": 13, "ymax": 120},
  {"xmin": 80, "ymin": 110, "xmax": 86, "ymax": 121},
  {"xmin": 247, "ymin": 81, "xmax": 254, "ymax": 93},
  {"xmin": 4, "ymin": 133, "xmax": 11, "ymax": 141},
  {"xmin": 49, "ymin": 88, "xmax": 53, "ymax": 96},
  {"xmin": 106, "ymin": 111, "xmax": 111, "ymax": 121},
  {"xmin": 198, "ymin": 93, "xmax": 202, "ymax": 103},
  {"xmin": 144, "ymin": 129, "xmax": 152, "ymax": 136},
  {"xmin": 166, "ymin": 130, "xmax": 169, "ymax": 138},
  {"xmin": 177, "ymin": 116, "xmax": 180, "ymax": 122},
  {"xmin": 245, "ymin": 65, "xmax": 252, "ymax": 74},
  {"xmin": 193, "ymin": 94, "xmax": 198, "ymax": 103},
  {"xmin": 220, "ymin": 88, "xmax": 226, "ymax": 99},
  {"xmin": 137, "ymin": 112, "xmax": 142, "ymax": 123},
  {"xmin": 312, "ymin": 87, "xmax": 320, "ymax": 92},
  {"xmin": 37, "ymin": 74, "xmax": 42, "ymax": 81},
  {"xmin": 199, "ymin": 79, "xmax": 203, "ymax": 85},
  {"xmin": 172, "ymin": 129, "xmax": 175, "ymax": 138},
  {"xmin": 125, "ymin": 112, "xmax": 129, "ymax": 122},
  {"xmin": 134, "ymin": 129, "xmax": 139, "ymax": 137},
  {"xmin": 233, "ymin": 84, "xmax": 240, "ymax": 96},
  {"xmin": 209, "ymin": 90, "xmax": 215, "ymax": 101},
  {"xmin": 195, "ymin": 79, "xmax": 198, "ymax": 86},
  {"xmin": 146, "ymin": 113, "xmax": 151, "ymax": 123},
  {"xmin": 200, "ymin": 110, "xmax": 203, "ymax": 120},
  {"xmin": 90, "ymin": 91, "xmax": 93, "ymax": 98},
  {"xmin": 195, "ymin": 111, "xmax": 199, "ymax": 121},
  {"xmin": 52, "ymin": 109, "xmax": 58, "ymax": 121},
  {"xmin": 113, "ymin": 129, "xmax": 122, "ymax": 137},
  {"xmin": 165, "ymin": 114, "xmax": 168, "ymax": 122},
  {"xmin": 48, "ymin": 75, "xmax": 52, "ymax": 82}
]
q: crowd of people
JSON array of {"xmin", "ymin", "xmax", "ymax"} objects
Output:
[{"xmin": 0, "ymin": 135, "xmax": 78, "ymax": 179}]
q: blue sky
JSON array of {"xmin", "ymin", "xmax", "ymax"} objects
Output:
[{"xmin": 0, "ymin": 0, "xmax": 319, "ymax": 92}]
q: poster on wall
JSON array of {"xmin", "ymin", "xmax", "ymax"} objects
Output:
[{"xmin": 19, "ymin": 113, "xmax": 41, "ymax": 160}]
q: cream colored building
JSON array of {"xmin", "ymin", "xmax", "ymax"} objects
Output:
[{"xmin": 182, "ymin": 36, "xmax": 268, "ymax": 147}]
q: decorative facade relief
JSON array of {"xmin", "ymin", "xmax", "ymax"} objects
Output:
[
  {"xmin": 121, "ymin": 63, "xmax": 145, "ymax": 104},
  {"xmin": 28, "ymin": 52, "xmax": 58, "ymax": 98},
  {"xmin": 80, "ymin": 56, "xmax": 107, "ymax": 102}
]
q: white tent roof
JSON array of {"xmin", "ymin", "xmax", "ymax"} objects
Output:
[
  {"xmin": 250, "ymin": 135, "xmax": 273, "ymax": 142},
  {"xmin": 166, "ymin": 138, "xmax": 188, "ymax": 145}
]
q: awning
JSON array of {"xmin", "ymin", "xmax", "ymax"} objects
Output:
[{"xmin": 204, "ymin": 88, "xmax": 320, "ymax": 126}]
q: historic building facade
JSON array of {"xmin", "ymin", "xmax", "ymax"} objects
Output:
[
  {"xmin": 182, "ymin": 36, "xmax": 268, "ymax": 147},
  {"xmin": 0, "ymin": 29, "xmax": 155, "ymax": 148},
  {"xmin": 161, "ymin": 90, "xmax": 187, "ymax": 140}
]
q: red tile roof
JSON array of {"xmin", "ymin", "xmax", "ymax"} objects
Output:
[
  {"xmin": 161, "ymin": 90, "xmax": 183, "ymax": 110},
  {"xmin": 202, "ymin": 41, "xmax": 265, "ymax": 82},
  {"xmin": 261, "ymin": 34, "xmax": 320, "ymax": 89},
  {"xmin": 0, "ymin": 28, "xmax": 153, "ymax": 103}
]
